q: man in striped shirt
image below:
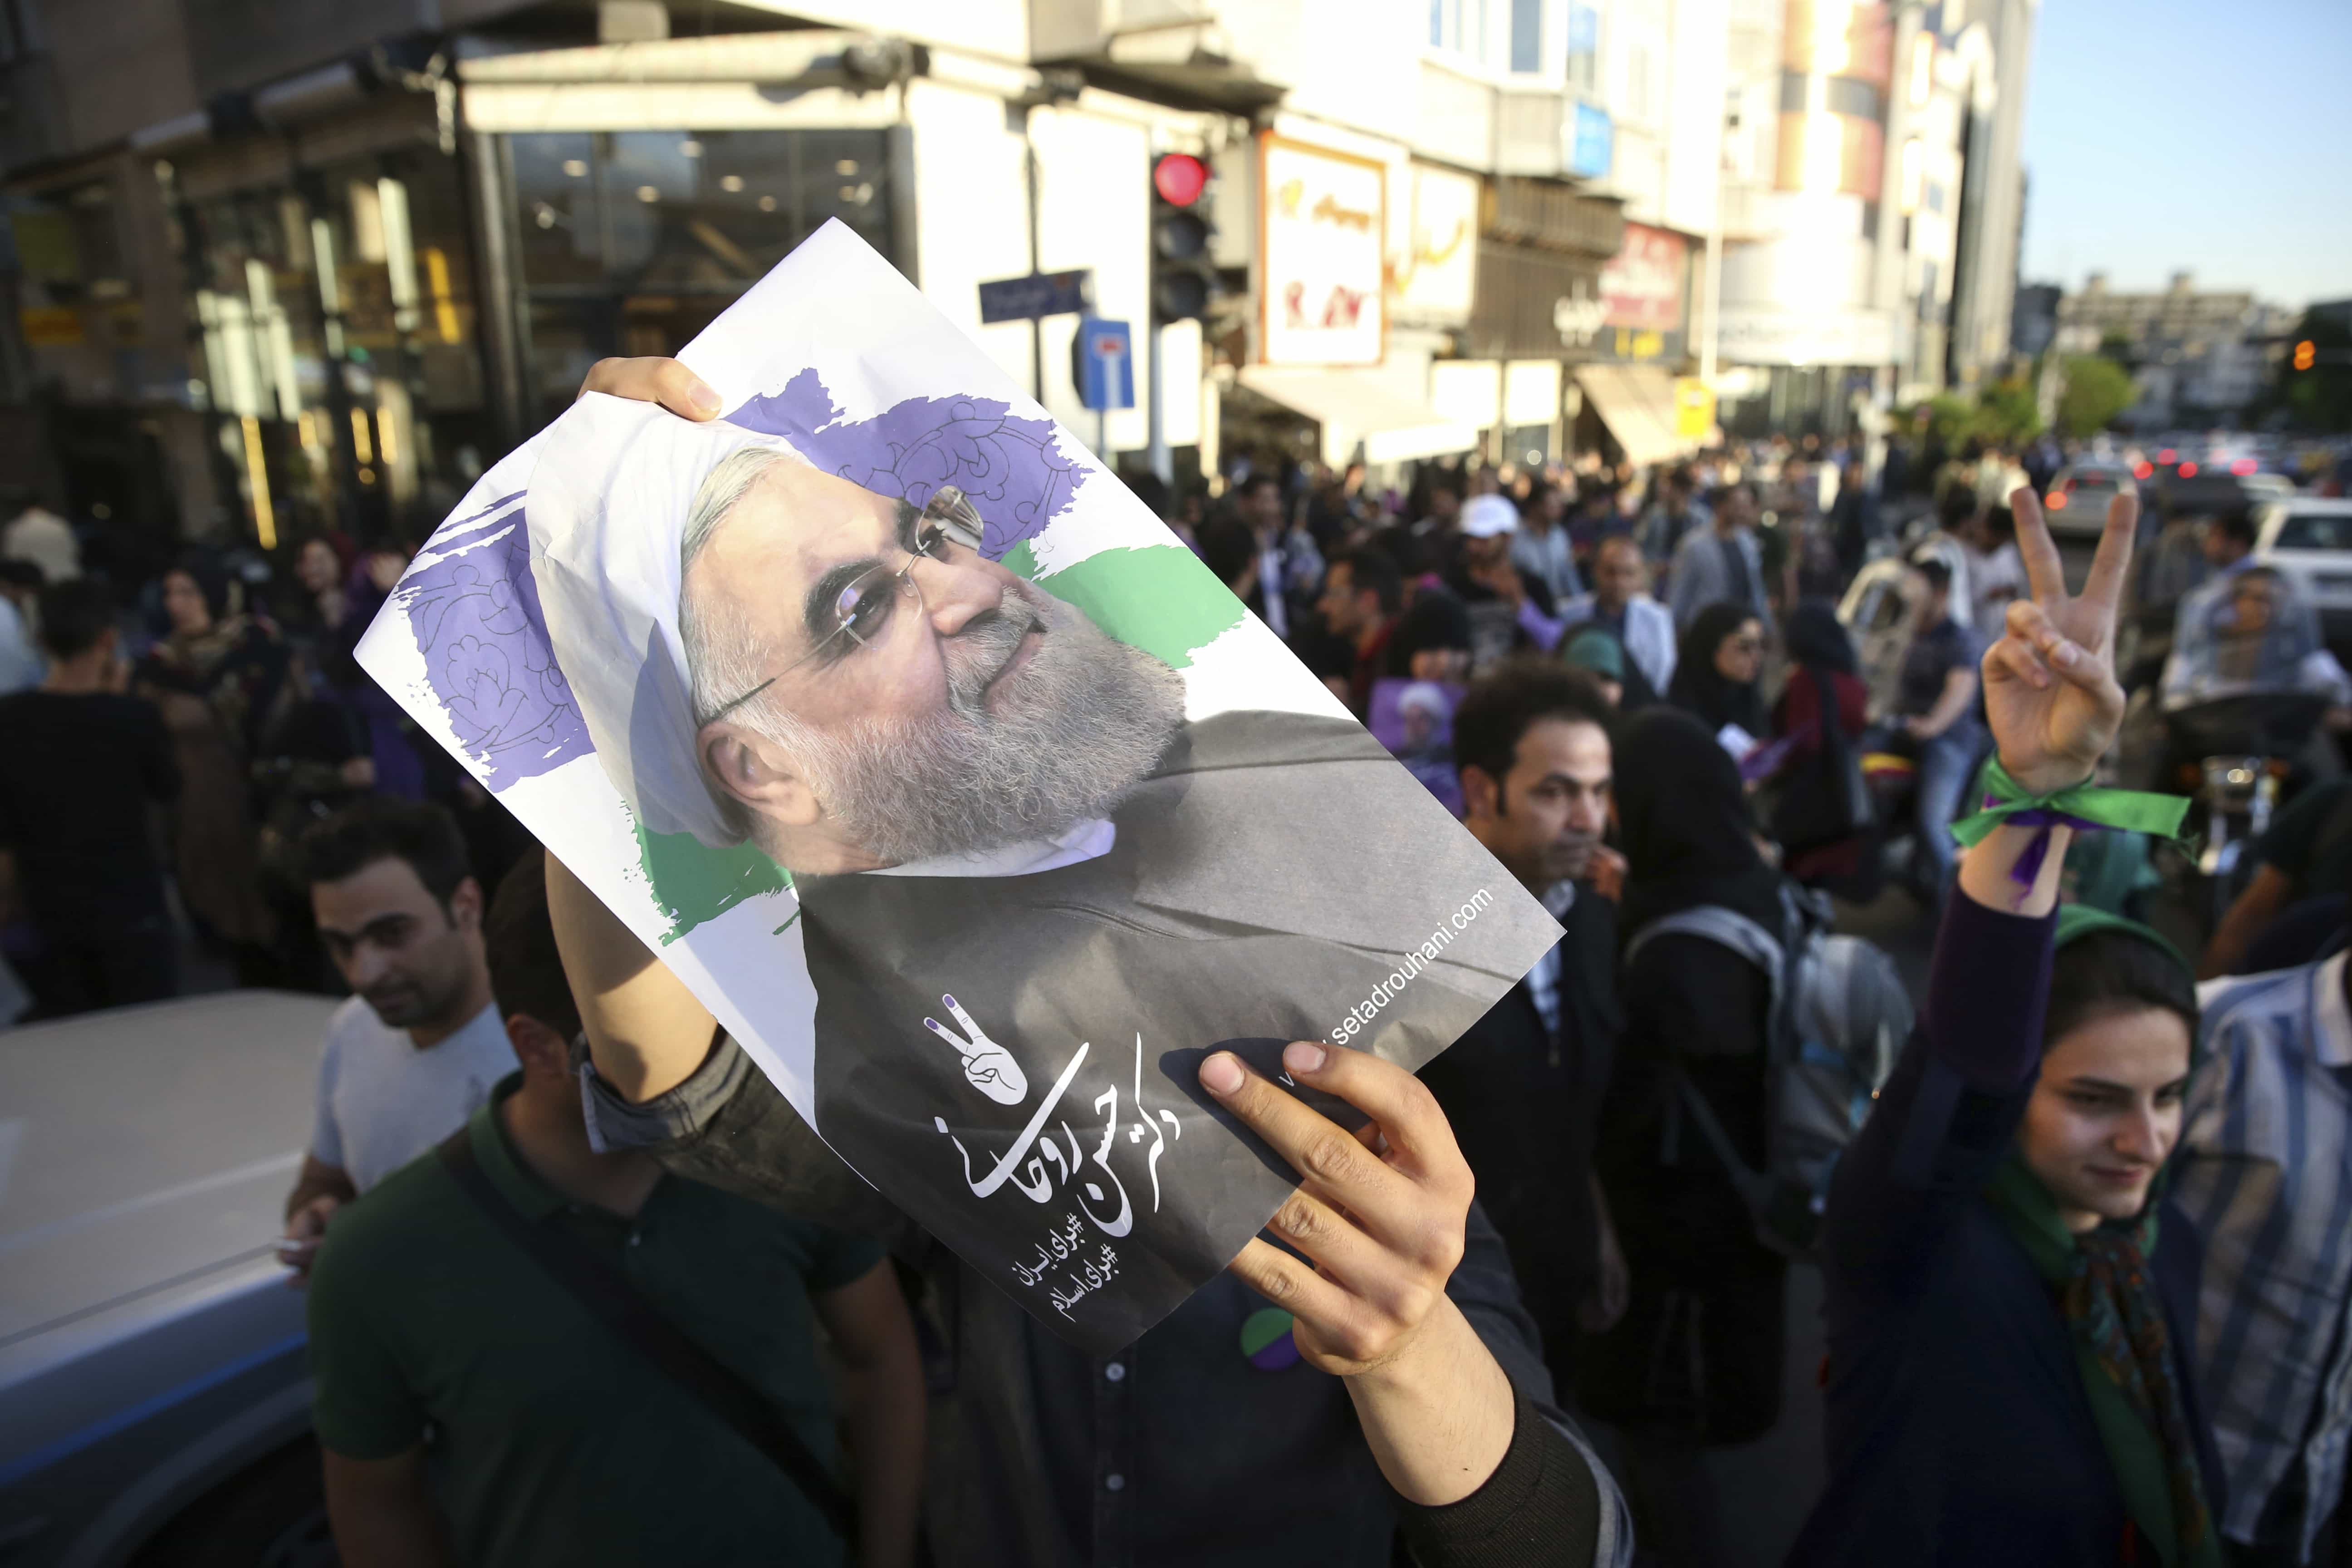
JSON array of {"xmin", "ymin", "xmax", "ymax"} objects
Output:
[{"xmin": 2176, "ymin": 947, "xmax": 2352, "ymax": 1565}]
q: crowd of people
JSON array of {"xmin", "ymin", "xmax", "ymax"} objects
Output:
[
  {"xmin": 0, "ymin": 507, "xmax": 534, "ymax": 1017},
  {"xmin": 10, "ymin": 354, "xmax": 2352, "ymax": 1568}
]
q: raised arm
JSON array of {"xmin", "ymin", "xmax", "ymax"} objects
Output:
[
  {"xmin": 1824, "ymin": 487, "xmax": 2137, "ymax": 1290},
  {"xmin": 544, "ymin": 853, "xmax": 716, "ymax": 1103}
]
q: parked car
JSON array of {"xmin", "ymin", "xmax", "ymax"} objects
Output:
[
  {"xmin": 0, "ymin": 991, "xmax": 339, "ymax": 1568},
  {"xmin": 2042, "ymin": 463, "xmax": 2139, "ymax": 537},
  {"xmin": 2257, "ymin": 496, "xmax": 2352, "ymax": 654},
  {"xmin": 2137, "ymin": 446, "xmax": 2270, "ymax": 518}
]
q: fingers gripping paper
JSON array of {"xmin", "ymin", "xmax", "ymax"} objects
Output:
[{"xmin": 358, "ymin": 220, "xmax": 1562, "ymax": 1353}]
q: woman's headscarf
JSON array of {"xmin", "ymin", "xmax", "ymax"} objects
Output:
[
  {"xmin": 1784, "ymin": 598, "xmax": 1857, "ymax": 676},
  {"xmin": 1614, "ymin": 707, "xmax": 1784, "ymax": 937},
  {"xmin": 1985, "ymin": 906, "xmax": 2219, "ymax": 1568},
  {"xmin": 1562, "ymin": 626, "xmax": 1626, "ymax": 683},
  {"xmin": 1667, "ymin": 601, "xmax": 1767, "ymax": 738},
  {"xmin": 170, "ymin": 552, "xmax": 235, "ymax": 630}
]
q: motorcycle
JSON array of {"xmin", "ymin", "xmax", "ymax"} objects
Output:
[{"xmin": 2156, "ymin": 691, "xmax": 2333, "ymax": 937}]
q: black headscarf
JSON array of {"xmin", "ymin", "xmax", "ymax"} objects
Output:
[
  {"xmin": 1784, "ymin": 598, "xmax": 1857, "ymax": 676},
  {"xmin": 1391, "ymin": 586, "xmax": 1473, "ymax": 665},
  {"xmin": 1667, "ymin": 601, "xmax": 1768, "ymax": 738},
  {"xmin": 1616, "ymin": 706, "xmax": 1786, "ymax": 936}
]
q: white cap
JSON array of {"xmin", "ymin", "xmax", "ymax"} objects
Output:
[{"xmin": 1461, "ymin": 494, "xmax": 1519, "ymax": 539}]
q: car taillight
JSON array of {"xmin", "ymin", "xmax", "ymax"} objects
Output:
[
  {"xmin": 2180, "ymin": 461, "xmax": 2200, "ymax": 477},
  {"xmin": 2046, "ymin": 490, "xmax": 2068, "ymax": 509},
  {"xmin": 2134, "ymin": 462, "xmax": 2153, "ymax": 479},
  {"xmin": 2232, "ymin": 459, "xmax": 2257, "ymax": 476}
]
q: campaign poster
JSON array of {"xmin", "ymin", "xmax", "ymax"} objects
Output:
[
  {"xmin": 1367, "ymin": 677, "xmax": 1467, "ymax": 818},
  {"xmin": 358, "ymin": 220, "xmax": 1560, "ymax": 1353}
]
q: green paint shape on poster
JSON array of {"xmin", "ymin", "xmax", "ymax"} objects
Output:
[{"xmin": 635, "ymin": 823, "xmax": 790, "ymax": 945}]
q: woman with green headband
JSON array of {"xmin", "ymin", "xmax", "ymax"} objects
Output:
[{"xmin": 1791, "ymin": 490, "xmax": 2224, "ymax": 1567}]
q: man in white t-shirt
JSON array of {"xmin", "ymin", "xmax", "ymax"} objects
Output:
[{"xmin": 280, "ymin": 798, "xmax": 513, "ymax": 1280}]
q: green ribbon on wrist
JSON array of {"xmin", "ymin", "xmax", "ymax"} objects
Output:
[{"xmin": 1949, "ymin": 756, "xmax": 2191, "ymax": 850}]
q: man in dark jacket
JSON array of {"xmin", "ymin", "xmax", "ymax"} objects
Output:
[{"xmin": 1421, "ymin": 662, "xmax": 1626, "ymax": 1381}]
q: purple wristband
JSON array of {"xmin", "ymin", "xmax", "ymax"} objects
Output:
[{"xmin": 1989, "ymin": 804, "xmax": 2104, "ymax": 894}]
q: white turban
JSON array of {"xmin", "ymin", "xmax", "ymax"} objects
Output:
[{"xmin": 527, "ymin": 392, "xmax": 799, "ymax": 849}]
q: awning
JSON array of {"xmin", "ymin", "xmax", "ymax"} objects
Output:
[
  {"xmin": 1573, "ymin": 363, "xmax": 1689, "ymax": 468},
  {"xmin": 1237, "ymin": 365, "xmax": 1479, "ymax": 467}
]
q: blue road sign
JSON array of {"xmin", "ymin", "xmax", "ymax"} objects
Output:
[
  {"xmin": 1076, "ymin": 318, "xmax": 1134, "ymax": 412},
  {"xmin": 1568, "ymin": 103, "xmax": 1614, "ymax": 180},
  {"xmin": 977, "ymin": 269, "xmax": 1093, "ymax": 325}
]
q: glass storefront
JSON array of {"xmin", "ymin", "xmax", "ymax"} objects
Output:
[
  {"xmin": 177, "ymin": 142, "xmax": 485, "ymax": 549},
  {"xmin": 170, "ymin": 120, "xmax": 905, "ymax": 551},
  {"xmin": 504, "ymin": 128, "xmax": 899, "ymax": 432}
]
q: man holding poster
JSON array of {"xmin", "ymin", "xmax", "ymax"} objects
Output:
[
  {"xmin": 355, "ymin": 222, "xmax": 1625, "ymax": 1565},
  {"xmin": 523, "ymin": 380, "xmax": 1561, "ymax": 1355}
]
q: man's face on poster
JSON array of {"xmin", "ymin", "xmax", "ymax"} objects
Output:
[{"xmin": 680, "ymin": 450, "xmax": 1187, "ymax": 873}]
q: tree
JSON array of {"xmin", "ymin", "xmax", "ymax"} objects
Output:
[
  {"xmin": 2056, "ymin": 356, "xmax": 2137, "ymax": 439},
  {"xmin": 1974, "ymin": 377, "xmax": 2044, "ymax": 447}
]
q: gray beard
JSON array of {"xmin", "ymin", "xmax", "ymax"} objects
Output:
[{"xmin": 779, "ymin": 581, "xmax": 1188, "ymax": 866}]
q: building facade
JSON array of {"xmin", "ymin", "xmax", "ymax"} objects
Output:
[
  {"xmin": 1710, "ymin": 0, "xmax": 2036, "ymax": 439},
  {"xmin": 2055, "ymin": 270, "xmax": 2293, "ymax": 430}
]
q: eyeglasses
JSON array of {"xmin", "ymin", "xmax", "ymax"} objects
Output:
[{"xmin": 698, "ymin": 485, "xmax": 986, "ymax": 725}]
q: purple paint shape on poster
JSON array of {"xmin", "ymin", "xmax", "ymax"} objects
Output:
[
  {"xmin": 395, "ymin": 498, "xmax": 592, "ymax": 788},
  {"xmin": 727, "ymin": 368, "xmax": 1089, "ymax": 560}
]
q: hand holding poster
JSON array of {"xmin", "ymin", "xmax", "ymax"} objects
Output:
[{"xmin": 358, "ymin": 220, "xmax": 1560, "ymax": 1353}]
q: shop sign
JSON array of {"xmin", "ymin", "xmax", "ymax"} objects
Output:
[
  {"xmin": 1552, "ymin": 279, "xmax": 1607, "ymax": 349},
  {"xmin": 1673, "ymin": 377, "xmax": 1716, "ymax": 439},
  {"xmin": 1717, "ymin": 308, "xmax": 1894, "ymax": 367},
  {"xmin": 19, "ymin": 306, "xmax": 82, "ymax": 347},
  {"xmin": 1600, "ymin": 223, "xmax": 1685, "ymax": 331},
  {"xmin": 1259, "ymin": 132, "xmax": 1387, "ymax": 367},
  {"xmin": 1392, "ymin": 164, "xmax": 1478, "ymax": 324}
]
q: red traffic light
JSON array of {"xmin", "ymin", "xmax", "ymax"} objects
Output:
[{"xmin": 1153, "ymin": 153, "xmax": 1210, "ymax": 207}]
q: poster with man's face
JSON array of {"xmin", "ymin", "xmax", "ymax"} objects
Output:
[{"xmin": 358, "ymin": 221, "xmax": 1562, "ymax": 1352}]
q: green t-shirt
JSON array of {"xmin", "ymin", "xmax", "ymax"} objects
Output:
[
  {"xmin": 2257, "ymin": 777, "xmax": 2352, "ymax": 902},
  {"xmin": 306, "ymin": 1075, "xmax": 882, "ymax": 1568}
]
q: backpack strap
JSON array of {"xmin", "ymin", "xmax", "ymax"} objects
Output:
[
  {"xmin": 435, "ymin": 1131, "xmax": 858, "ymax": 1544},
  {"xmin": 1625, "ymin": 906, "xmax": 1787, "ymax": 1007}
]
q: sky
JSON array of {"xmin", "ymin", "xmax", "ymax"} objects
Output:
[{"xmin": 2018, "ymin": 0, "xmax": 2352, "ymax": 309}]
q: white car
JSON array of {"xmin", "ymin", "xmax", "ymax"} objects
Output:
[
  {"xmin": 0, "ymin": 990, "xmax": 339, "ymax": 1568},
  {"xmin": 2041, "ymin": 464, "xmax": 2139, "ymax": 537},
  {"xmin": 2256, "ymin": 497, "xmax": 2352, "ymax": 651}
]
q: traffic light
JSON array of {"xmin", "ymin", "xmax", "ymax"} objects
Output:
[
  {"xmin": 2295, "ymin": 339, "xmax": 2318, "ymax": 371},
  {"xmin": 1149, "ymin": 152, "xmax": 1216, "ymax": 324}
]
